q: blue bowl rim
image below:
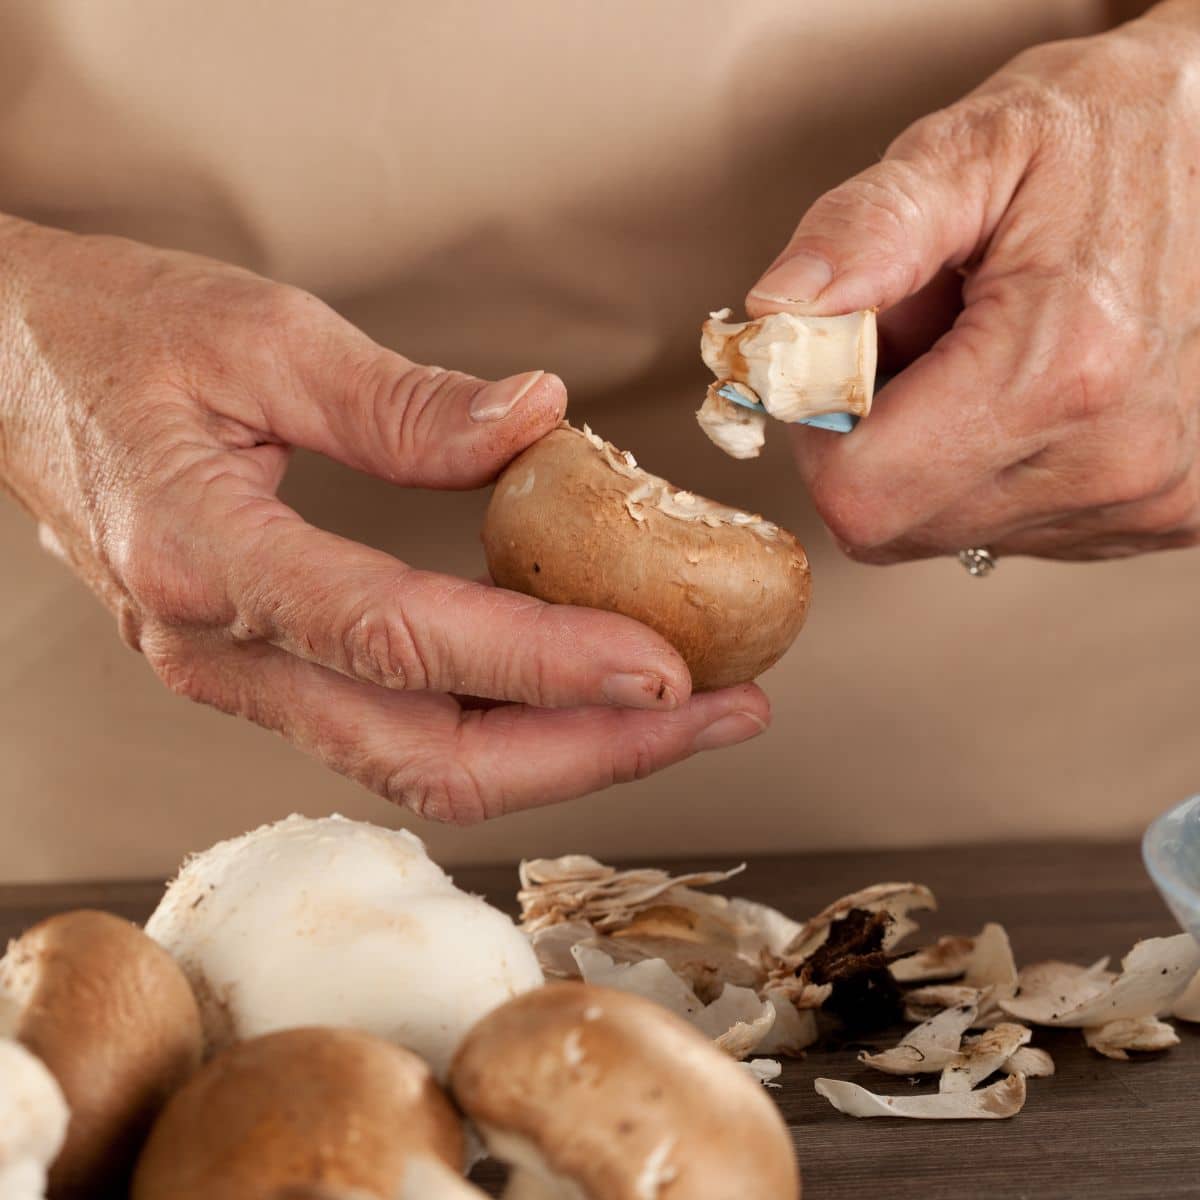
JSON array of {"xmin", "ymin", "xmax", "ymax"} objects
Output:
[{"xmin": 1142, "ymin": 793, "xmax": 1200, "ymax": 920}]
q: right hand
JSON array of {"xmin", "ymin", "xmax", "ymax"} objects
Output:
[{"xmin": 0, "ymin": 217, "xmax": 769, "ymax": 823}]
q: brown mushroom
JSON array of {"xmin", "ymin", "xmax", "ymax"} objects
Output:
[
  {"xmin": 450, "ymin": 981, "xmax": 800, "ymax": 1198},
  {"xmin": 131, "ymin": 1027, "xmax": 464, "ymax": 1200},
  {"xmin": 0, "ymin": 909, "xmax": 203, "ymax": 1199},
  {"xmin": 483, "ymin": 424, "xmax": 811, "ymax": 691}
]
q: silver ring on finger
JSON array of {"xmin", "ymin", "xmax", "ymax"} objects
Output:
[{"xmin": 957, "ymin": 547, "xmax": 997, "ymax": 577}]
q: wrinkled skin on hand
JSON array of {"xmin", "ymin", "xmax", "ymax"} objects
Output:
[
  {"xmin": 750, "ymin": 3, "xmax": 1200, "ymax": 563},
  {"xmin": 0, "ymin": 221, "xmax": 768, "ymax": 821}
]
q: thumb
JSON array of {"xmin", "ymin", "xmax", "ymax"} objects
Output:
[
  {"xmin": 254, "ymin": 293, "xmax": 567, "ymax": 488},
  {"xmin": 746, "ymin": 103, "xmax": 1033, "ymax": 319}
]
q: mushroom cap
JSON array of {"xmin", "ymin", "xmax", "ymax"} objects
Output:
[
  {"xmin": 482, "ymin": 425, "xmax": 811, "ymax": 691},
  {"xmin": 449, "ymin": 982, "xmax": 800, "ymax": 1199},
  {"xmin": 144, "ymin": 814, "xmax": 544, "ymax": 1078},
  {"xmin": 0, "ymin": 909, "xmax": 203, "ymax": 1199},
  {"xmin": 131, "ymin": 1027, "xmax": 464, "ymax": 1200},
  {"xmin": 0, "ymin": 1037, "xmax": 70, "ymax": 1198}
]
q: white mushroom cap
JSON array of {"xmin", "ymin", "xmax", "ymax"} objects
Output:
[
  {"xmin": 145, "ymin": 814, "xmax": 544, "ymax": 1078},
  {"xmin": 0, "ymin": 910, "xmax": 203, "ymax": 1199},
  {"xmin": 450, "ymin": 982, "xmax": 800, "ymax": 1199},
  {"xmin": 132, "ymin": 1027, "xmax": 465, "ymax": 1200},
  {"xmin": 0, "ymin": 1038, "xmax": 69, "ymax": 1200}
]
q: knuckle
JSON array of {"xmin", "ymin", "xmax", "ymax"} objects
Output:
[
  {"xmin": 340, "ymin": 602, "xmax": 432, "ymax": 690},
  {"xmin": 610, "ymin": 732, "xmax": 669, "ymax": 787},
  {"xmin": 390, "ymin": 762, "xmax": 490, "ymax": 826},
  {"xmin": 357, "ymin": 358, "xmax": 472, "ymax": 468},
  {"xmin": 1049, "ymin": 307, "xmax": 1140, "ymax": 425},
  {"xmin": 1094, "ymin": 437, "xmax": 1182, "ymax": 508},
  {"xmin": 143, "ymin": 639, "xmax": 209, "ymax": 704}
]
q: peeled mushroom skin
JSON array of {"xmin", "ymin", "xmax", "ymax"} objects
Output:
[
  {"xmin": 449, "ymin": 981, "xmax": 800, "ymax": 1199},
  {"xmin": 131, "ymin": 1027, "xmax": 465, "ymax": 1200},
  {"xmin": 0, "ymin": 910, "xmax": 203, "ymax": 1200},
  {"xmin": 482, "ymin": 424, "xmax": 811, "ymax": 691}
]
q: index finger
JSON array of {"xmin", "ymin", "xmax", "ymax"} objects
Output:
[{"xmin": 219, "ymin": 494, "xmax": 694, "ymax": 711}]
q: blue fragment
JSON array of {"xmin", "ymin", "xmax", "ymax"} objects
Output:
[{"xmin": 715, "ymin": 384, "xmax": 857, "ymax": 434}]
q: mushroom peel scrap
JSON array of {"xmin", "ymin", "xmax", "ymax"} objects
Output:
[
  {"xmin": 0, "ymin": 910, "xmax": 203, "ymax": 1200},
  {"xmin": 449, "ymin": 982, "xmax": 801, "ymax": 1199},
  {"xmin": 131, "ymin": 1028, "xmax": 465, "ymax": 1200},
  {"xmin": 144, "ymin": 814, "xmax": 544, "ymax": 1079},
  {"xmin": 0, "ymin": 1038, "xmax": 69, "ymax": 1200},
  {"xmin": 697, "ymin": 308, "xmax": 876, "ymax": 457},
  {"xmin": 482, "ymin": 423, "xmax": 811, "ymax": 691}
]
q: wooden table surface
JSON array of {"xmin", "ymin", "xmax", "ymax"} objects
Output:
[{"xmin": 2, "ymin": 841, "xmax": 1197, "ymax": 1199}]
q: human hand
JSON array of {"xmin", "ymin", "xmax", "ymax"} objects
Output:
[
  {"xmin": 0, "ymin": 219, "xmax": 768, "ymax": 821},
  {"xmin": 748, "ymin": 3, "xmax": 1200, "ymax": 563}
]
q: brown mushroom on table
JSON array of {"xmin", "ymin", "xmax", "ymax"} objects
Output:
[
  {"xmin": 483, "ymin": 423, "xmax": 811, "ymax": 691},
  {"xmin": 131, "ymin": 1027, "xmax": 466, "ymax": 1200},
  {"xmin": 449, "ymin": 981, "xmax": 801, "ymax": 1199},
  {"xmin": 0, "ymin": 909, "xmax": 203, "ymax": 1199}
]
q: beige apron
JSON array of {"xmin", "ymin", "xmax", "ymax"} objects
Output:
[{"xmin": 2, "ymin": 0, "xmax": 1194, "ymax": 884}]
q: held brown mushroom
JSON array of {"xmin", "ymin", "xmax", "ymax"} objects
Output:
[
  {"xmin": 483, "ymin": 424, "xmax": 811, "ymax": 691},
  {"xmin": 449, "ymin": 981, "xmax": 801, "ymax": 1199},
  {"xmin": 131, "ymin": 1027, "xmax": 466, "ymax": 1200},
  {"xmin": 0, "ymin": 910, "xmax": 203, "ymax": 1199}
]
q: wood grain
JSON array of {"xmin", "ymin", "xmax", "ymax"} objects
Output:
[{"xmin": 2, "ymin": 841, "xmax": 1196, "ymax": 1198}]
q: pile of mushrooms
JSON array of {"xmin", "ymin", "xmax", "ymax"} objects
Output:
[{"xmin": 0, "ymin": 816, "xmax": 808, "ymax": 1198}]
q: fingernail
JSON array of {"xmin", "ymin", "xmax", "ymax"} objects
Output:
[
  {"xmin": 602, "ymin": 672, "xmax": 678, "ymax": 711},
  {"xmin": 750, "ymin": 253, "xmax": 834, "ymax": 306},
  {"xmin": 692, "ymin": 711, "xmax": 767, "ymax": 753},
  {"xmin": 469, "ymin": 369, "xmax": 544, "ymax": 423}
]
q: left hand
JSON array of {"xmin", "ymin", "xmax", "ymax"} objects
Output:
[{"xmin": 748, "ymin": 2, "xmax": 1200, "ymax": 563}]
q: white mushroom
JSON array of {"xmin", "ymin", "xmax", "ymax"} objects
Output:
[
  {"xmin": 814, "ymin": 1073, "xmax": 1027, "ymax": 1121},
  {"xmin": 145, "ymin": 814, "xmax": 544, "ymax": 1078},
  {"xmin": 449, "ymin": 982, "xmax": 801, "ymax": 1199},
  {"xmin": 131, "ymin": 1028, "xmax": 465, "ymax": 1200},
  {"xmin": 0, "ymin": 1038, "xmax": 69, "ymax": 1200},
  {"xmin": 0, "ymin": 910, "xmax": 203, "ymax": 1199},
  {"xmin": 1083, "ymin": 1016, "xmax": 1180, "ymax": 1060},
  {"xmin": 699, "ymin": 308, "xmax": 877, "ymax": 435},
  {"xmin": 396, "ymin": 1158, "xmax": 489, "ymax": 1199}
]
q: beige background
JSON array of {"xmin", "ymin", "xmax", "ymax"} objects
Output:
[{"xmin": 2, "ymin": 0, "xmax": 1197, "ymax": 883}]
